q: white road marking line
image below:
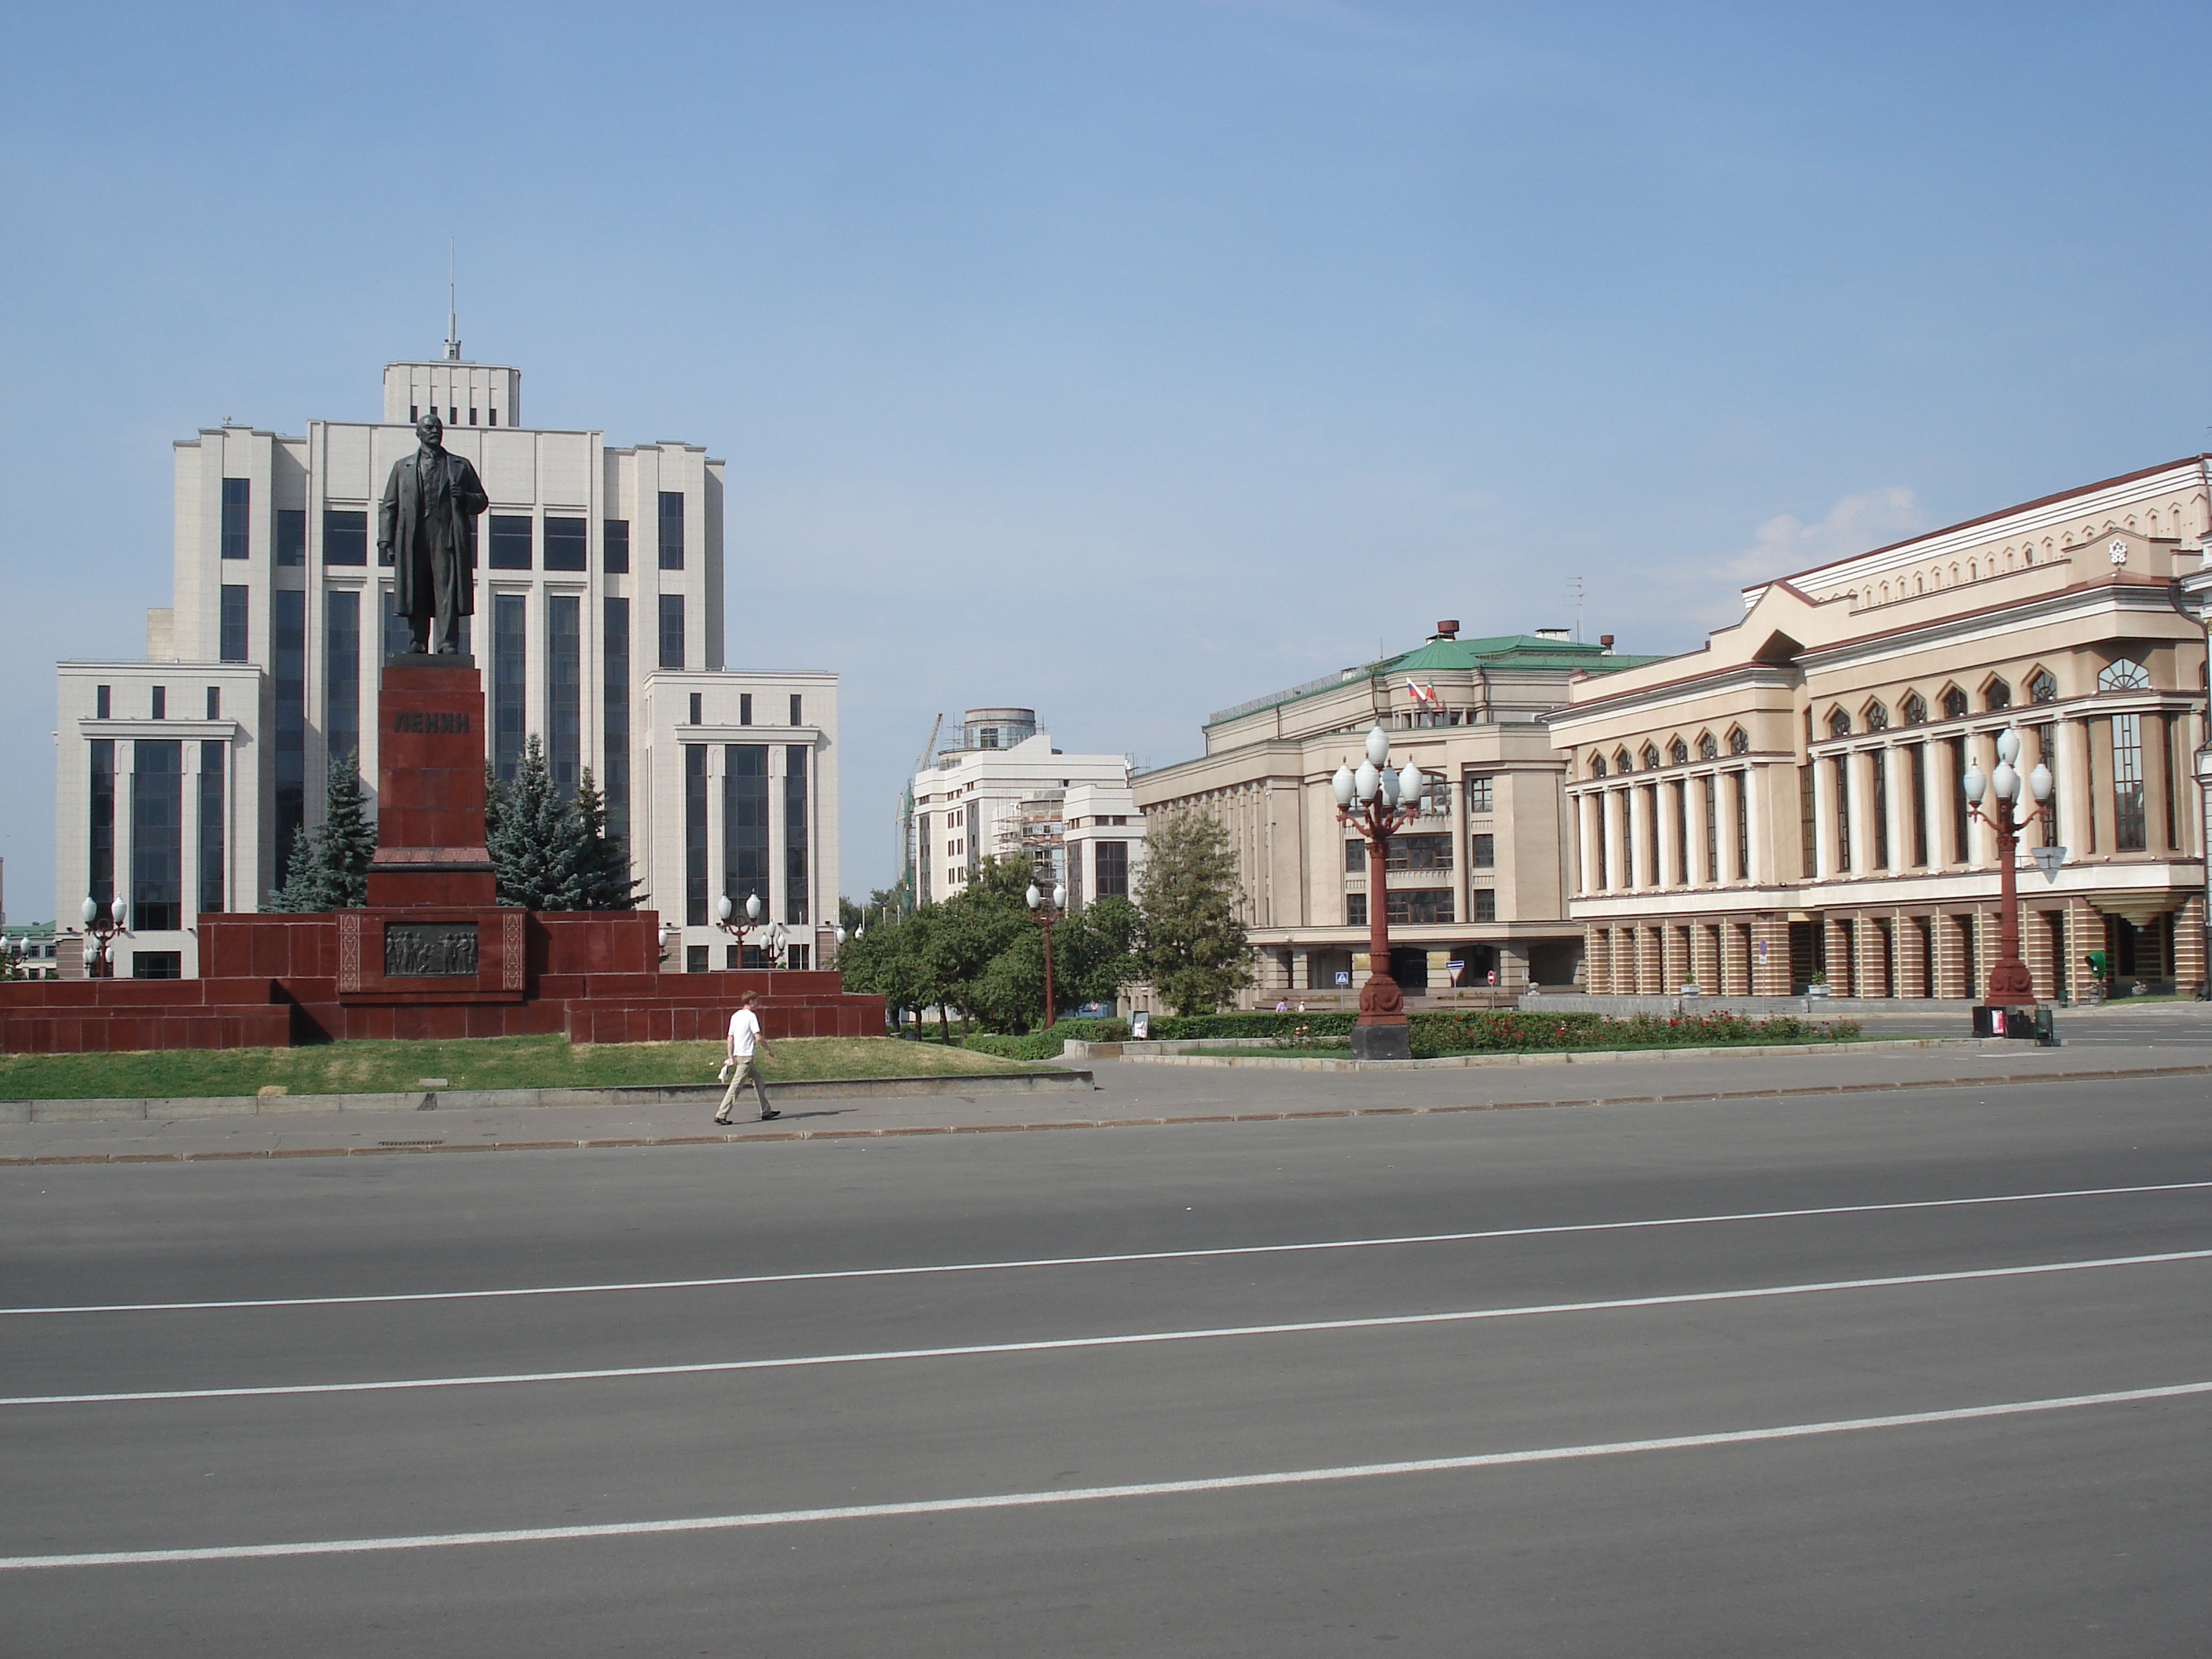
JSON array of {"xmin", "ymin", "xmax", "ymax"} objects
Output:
[
  {"xmin": 9, "ymin": 1248, "xmax": 2207, "ymax": 1408},
  {"xmin": 9, "ymin": 1178, "xmax": 2209, "ymax": 1317},
  {"xmin": 5, "ymin": 1378, "xmax": 2206, "ymax": 1572}
]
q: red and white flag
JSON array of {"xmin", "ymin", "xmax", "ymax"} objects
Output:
[{"xmin": 1404, "ymin": 679, "xmax": 1439, "ymax": 705}]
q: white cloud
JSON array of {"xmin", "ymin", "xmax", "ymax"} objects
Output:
[{"xmin": 1724, "ymin": 487, "xmax": 1930, "ymax": 584}]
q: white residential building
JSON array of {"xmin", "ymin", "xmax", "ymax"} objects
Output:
[
  {"xmin": 907, "ymin": 709, "xmax": 1143, "ymax": 908},
  {"xmin": 52, "ymin": 355, "xmax": 840, "ymax": 977}
]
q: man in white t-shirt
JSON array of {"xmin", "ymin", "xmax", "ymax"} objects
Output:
[{"xmin": 714, "ymin": 991, "xmax": 779, "ymax": 1123}]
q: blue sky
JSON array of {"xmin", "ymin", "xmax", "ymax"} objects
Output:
[{"xmin": 3, "ymin": 1, "xmax": 2207, "ymax": 914}]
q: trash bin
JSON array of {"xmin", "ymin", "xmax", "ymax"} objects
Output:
[{"xmin": 2033, "ymin": 1007, "xmax": 2059, "ymax": 1047}]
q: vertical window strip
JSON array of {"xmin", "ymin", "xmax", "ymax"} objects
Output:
[
  {"xmin": 658, "ymin": 594, "xmax": 685, "ymax": 669},
  {"xmin": 1870, "ymin": 750, "xmax": 1889, "ymax": 870},
  {"xmin": 1733, "ymin": 771, "xmax": 1749, "ymax": 881},
  {"xmin": 547, "ymin": 595, "xmax": 580, "ymax": 797},
  {"xmin": 1672, "ymin": 781, "xmax": 1689, "ymax": 885},
  {"xmin": 494, "ymin": 593, "xmax": 527, "ymax": 783},
  {"xmin": 602, "ymin": 598, "xmax": 631, "ymax": 844},
  {"xmin": 2112, "ymin": 713, "xmax": 2146, "ymax": 851},
  {"xmin": 1832, "ymin": 756, "xmax": 1851, "ymax": 872},
  {"xmin": 1910, "ymin": 745, "xmax": 1929, "ymax": 866},
  {"xmin": 1946, "ymin": 737, "xmax": 1969, "ymax": 863},
  {"xmin": 723, "ymin": 744, "xmax": 769, "ymax": 925},
  {"xmin": 272, "ymin": 590, "xmax": 306, "ymax": 881},
  {"xmin": 684, "ymin": 745, "xmax": 709, "ymax": 927},
  {"xmin": 221, "ymin": 478, "xmax": 250, "ymax": 560},
  {"xmin": 785, "ymin": 744, "xmax": 809, "ymax": 925},
  {"xmin": 1703, "ymin": 775, "xmax": 1718, "ymax": 882},
  {"xmin": 198, "ymin": 741, "xmax": 225, "ymax": 915},
  {"xmin": 324, "ymin": 589, "xmax": 360, "ymax": 771},
  {"xmin": 220, "ymin": 586, "xmax": 249, "ymax": 662},
  {"xmin": 130, "ymin": 740, "xmax": 184, "ymax": 932},
  {"xmin": 658, "ymin": 492, "xmax": 685, "ymax": 569},
  {"xmin": 89, "ymin": 739, "xmax": 115, "ymax": 917}
]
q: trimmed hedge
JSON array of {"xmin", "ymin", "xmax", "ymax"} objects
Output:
[
  {"xmin": 1403, "ymin": 1009, "xmax": 1858, "ymax": 1057},
  {"xmin": 959, "ymin": 1018, "xmax": 1130, "ymax": 1062}
]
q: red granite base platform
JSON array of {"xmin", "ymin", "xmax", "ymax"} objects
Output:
[{"xmin": 0, "ymin": 910, "xmax": 884, "ymax": 1053}]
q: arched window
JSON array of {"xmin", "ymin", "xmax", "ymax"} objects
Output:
[
  {"xmin": 1902, "ymin": 691, "xmax": 1928, "ymax": 724},
  {"xmin": 1968, "ymin": 559, "xmax": 1979, "ymax": 581},
  {"xmin": 2097, "ymin": 658, "xmax": 2151, "ymax": 691},
  {"xmin": 1591, "ymin": 753, "xmax": 1607, "ymax": 778},
  {"xmin": 1914, "ymin": 574, "xmax": 1925, "ymax": 594},
  {"xmin": 1941, "ymin": 686, "xmax": 1968, "ymax": 720},
  {"xmin": 1615, "ymin": 749, "xmax": 1633, "ymax": 774},
  {"xmin": 1828, "ymin": 709, "xmax": 1851, "ymax": 738},
  {"xmin": 2022, "ymin": 545, "xmax": 2034, "ymax": 566},
  {"xmin": 1698, "ymin": 731, "xmax": 1719, "ymax": 760},
  {"xmin": 1668, "ymin": 737, "xmax": 1688, "ymax": 766},
  {"xmin": 1727, "ymin": 727, "xmax": 1749, "ymax": 756},
  {"xmin": 1864, "ymin": 701, "xmax": 1889, "ymax": 731},
  {"xmin": 1639, "ymin": 743, "xmax": 1661, "ymax": 771},
  {"xmin": 1985, "ymin": 678, "xmax": 2012, "ymax": 710},
  {"xmin": 2028, "ymin": 668, "xmax": 2058, "ymax": 703}
]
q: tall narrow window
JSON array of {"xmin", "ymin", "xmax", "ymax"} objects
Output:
[
  {"xmin": 95, "ymin": 684, "xmax": 111, "ymax": 719},
  {"xmin": 602, "ymin": 597, "xmax": 631, "ymax": 844},
  {"xmin": 2112, "ymin": 713, "xmax": 2146, "ymax": 851},
  {"xmin": 2032, "ymin": 727, "xmax": 2057, "ymax": 848},
  {"xmin": 1870, "ymin": 749, "xmax": 1889, "ymax": 869},
  {"xmin": 273, "ymin": 590, "xmax": 306, "ymax": 881},
  {"xmin": 488, "ymin": 515, "xmax": 533, "ymax": 570},
  {"xmin": 1094, "ymin": 840, "xmax": 1129, "ymax": 899},
  {"xmin": 785, "ymin": 744, "xmax": 810, "ymax": 924},
  {"xmin": 739, "ymin": 693, "xmax": 753, "ymax": 726},
  {"xmin": 1832, "ymin": 757, "xmax": 1851, "ymax": 872},
  {"xmin": 1797, "ymin": 765, "xmax": 1817, "ymax": 879},
  {"xmin": 381, "ymin": 588, "xmax": 412, "ymax": 660},
  {"xmin": 1734, "ymin": 771, "xmax": 1749, "ymax": 881},
  {"xmin": 325, "ymin": 589, "xmax": 360, "ymax": 771},
  {"xmin": 131, "ymin": 739, "xmax": 184, "ymax": 931},
  {"xmin": 658, "ymin": 492, "xmax": 685, "ymax": 569},
  {"xmin": 658, "ymin": 594, "xmax": 685, "ymax": 668},
  {"xmin": 198, "ymin": 741, "xmax": 225, "ymax": 915},
  {"xmin": 685, "ymin": 745, "xmax": 709, "ymax": 926},
  {"xmin": 149, "ymin": 686, "xmax": 166, "ymax": 720},
  {"xmin": 789, "ymin": 694, "xmax": 804, "ymax": 727},
  {"xmin": 724, "ymin": 744, "xmax": 770, "ymax": 924},
  {"xmin": 1910, "ymin": 744, "xmax": 1929, "ymax": 866},
  {"xmin": 544, "ymin": 516, "xmax": 588, "ymax": 571},
  {"xmin": 322, "ymin": 509, "xmax": 368, "ymax": 566},
  {"xmin": 276, "ymin": 509, "xmax": 306, "ymax": 567},
  {"xmin": 547, "ymin": 595, "xmax": 580, "ymax": 797},
  {"xmin": 1672, "ymin": 781, "xmax": 1689, "ymax": 884},
  {"xmin": 1947, "ymin": 737, "xmax": 1969, "ymax": 862},
  {"xmin": 493, "ymin": 594, "xmax": 527, "ymax": 782},
  {"xmin": 688, "ymin": 693, "xmax": 702, "ymax": 725},
  {"xmin": 220, "ymin": 585, "xmax": 249, "ymax": 662},
  {"xmin": 221, "ymin": 478, "xmax": 250, "ymax": 560},
  {"xmin": 205, "ymin": 687, "xmax": 220, "ymax": 720},
  {"xmin": 604, "ymin": 518, "xmax": 630, "ymax": 573},
  {"xmin": 1703, "ymin": 775, "xmax": 1718, "ymax": 881},
  {"xmin": 89, "ymin": 738, "xmax": 115, "ymax": 919}
]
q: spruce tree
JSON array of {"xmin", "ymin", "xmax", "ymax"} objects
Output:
[
  {"xmin": 266, "ymin": 753, "xmax": 375, "ymax": 911},
  {"xmin": 486, "ymin": 735, "xmax": 574, "ymax": 910},
  {"xmin": 566, "ymin": 769, "xmax": 640, "ymax": 910}
]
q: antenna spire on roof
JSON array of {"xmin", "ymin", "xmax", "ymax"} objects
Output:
[{"xmin": 443, "ymin": 237, "xmax": 461, "ymax": 361}]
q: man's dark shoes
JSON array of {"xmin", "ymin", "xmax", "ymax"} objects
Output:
[
  {"xmin": 713, "ymin": 1113, "xmax": 732, "ymax": 1125},
  {"xmin": 758, "ymin": 1108, "xmax": 782, "ymax": 1121}
]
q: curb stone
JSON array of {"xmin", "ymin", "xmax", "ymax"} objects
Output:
[{"xmin": 3, "ymin": 1062, "xmax": 2205, "ymax": 1166}]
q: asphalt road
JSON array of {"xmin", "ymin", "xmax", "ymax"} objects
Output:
[{"xmin": 4, "ymin": 1069, "xmax": 2208, "ymax": 1656}]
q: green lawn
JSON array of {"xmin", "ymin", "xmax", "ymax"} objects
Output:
[{"xmin": 0, "ymin": 1034, "xmax": 1043, "ymax": 1101}]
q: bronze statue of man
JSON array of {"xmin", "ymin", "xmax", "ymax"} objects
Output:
[{"xmin": 378, "ymin": 411, "xmax": 488, "ymax": 655}]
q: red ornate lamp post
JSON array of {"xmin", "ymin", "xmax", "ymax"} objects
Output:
[
  {"xmin": 1027, "ymin": 881, "xmax": 1067, "ymax": 1028},
  {"xmin": 1962, "ymin": 727, "xmax": 2053, "ymax": 1027},
  {"xmin": 1331, "ymin": 725, "xmax": 1434, "ymax": 1061}
]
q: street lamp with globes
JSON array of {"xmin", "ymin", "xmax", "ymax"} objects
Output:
[
  {"xmin": 1331, "ymin": 725, "xmax": 1434, "ymax": 1060},
  {"xmin": 716, "ymin": 892, "xmax": 785, "ymax": 967},
  {"xmin": 1961, "ymin": 727, "xmax": 2053, "ymax": 1025},
  {"xmin": 80, "ymin": 895, "xmax": 127, "ymax": 979},
  {"xmin": 1026, "ymin": 881, "xmax": 1067, "ymax": 1029}
]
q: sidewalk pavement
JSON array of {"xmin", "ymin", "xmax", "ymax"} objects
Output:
[{"xmin": 2, "ymin": 1040, "xmax": 2203, "ymax": 1166}]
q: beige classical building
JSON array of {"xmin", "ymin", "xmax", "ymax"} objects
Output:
[
  {"xmin": 1133, "ymin": 628, "xmax": 1662, "ymax": 1000},
  {"xmin": 1548, "ymin": 458, "xmax": 2210, "ymax": 1001}
]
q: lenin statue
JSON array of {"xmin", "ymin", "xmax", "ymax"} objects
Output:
[{"xmin": 378, "ymin": 411, "xmax": 489, "ymax": 656}]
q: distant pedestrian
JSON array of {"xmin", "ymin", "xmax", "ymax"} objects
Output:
[
  {"xmin": 1275, "ymin": 998, "xmax": 1289, "ymax": 1013},
  {"xmin": 715, "ymin": 991, "xmax": 779, "ymax": 1123}
]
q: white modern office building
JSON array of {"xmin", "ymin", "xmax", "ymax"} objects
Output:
[
  {"xmin": 907, "ymin": 709, "xmax": 1144, "ymax": 909},
  {"xmin": 52, "ymin": 354, "xmax": 840, "ymax": 977}
]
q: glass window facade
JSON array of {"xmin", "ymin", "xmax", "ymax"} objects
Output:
[
  {"xmin": 658, "ymin": 594, "xmax": 685, "ymax": 668},
  {"xmin": 325, "ymin": 588, "xmax": 360, "ymax": 770},
  {"xmin": 604, "ymin": 518, "xmax": 630, "ymax": 573},
  {"xmin": 89, "ymin": 738, "xmax": 115, "ymax": 916},
  {"xmin": 724, "ymin": 744, "xmax": 770, "ymax": 922},
  {"xmin": 1348, "ymin": 889, "xmax": 1457, "ymax": 925},
  {"xmin": 273, "ymin": 589, "xmax": 306, "ymax": 880},
  {"xmin": 493, "ymin": 593, "xmax": 527, "ymax": 782},
  {"xmin": 785, "ymin": 744, "xmax": 809, "ymax": 924},
  {"xmin": 221, "ymin": 478, "xmax": 250, "ymax": 560},
  {"xmin": 220, "ymin": 585, "xmax": 249, "ymax": 662},
  {"xmin": 1093, "ymin": 840, "xmax": 1130, "ymax": 899},
  {"xmin": 685, "ymin": 745, "xmax": 710, "ymax": 926},
  {"xmin": 131, "ymin": 739, "xmax": 184, "ymax": 931},
  {"xmin": 658, "ymin": 492, "xmax": 685, "ymax": 569},
  {"xmin": 2112, "ymin": 713, "xmax": 2146, "ymax": 851},
  {"xmin": 276, "ymin": 508, "xmax": 306, "ymax": 567},
  {"xmin": 548, "ymin": 595, "xmax": 580, "ymax": 797},
  {"xmin": 544, "ymin": 516, "xmax": 588, "ymax": 571},
  {"xmin": 199, "ymin": 741, "xmax": 225, "ymax": 915},
  {"xmin": 323, "ymin": 509, "xmax": 368, "ymax": 566},
  {"xmin": 602, "ymin": 598, "xmax": 630, "ymax": 844},
  {"xmin": 489, "ymin": 515, "xmax": 533, "ymax": 569}
]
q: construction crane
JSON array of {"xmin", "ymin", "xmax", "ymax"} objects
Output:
[{"xmin": 895, "ymin": 712, "xmax": 943, "ymax": 917}]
